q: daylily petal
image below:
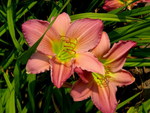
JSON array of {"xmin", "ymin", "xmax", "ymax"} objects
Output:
[
  {"xmin": 66, "ymin": 18, "xmax": 103, "ymax": 52},
  {"xmin": 50, "ymin": 60, "xmax": 74, "ymax": 88},
  {"xmin": 91, "ymin": 82, "xmax": 117, "ymax": 113},
  {"xmin": 143, "ymin": 0, "xmax": 150, "ymax": 2},
  {"xmin": 52, "ymin": 12, "xmax": 71, "ymax": 36},
  {"xmin": 22, "ymin": 19, "xmax": 59, "ymax": 55},
  {"xmin": 110, "ymin": 69, "xmax": 135, "ymax": 87},
  {"xmin": 103, "ymin": 0, "xmax": 124, "ymax": 11},
  {"xmin": 103, "ymin": 40, "xmax": 136, "ymax": 72},
  {"xmin": 107, "ymin": 52, "xmax": 127, "ymax": 72},
  {"xmin": 26, "ymin": 52, "xmax": 50, "ymax": 74},
  {"xmin": 71, "ymin": 74, "xmax": 94, "ymax": 101},
  {"xmin": 92, "ymin": 32, "xmax": 110, "ymax": 58},
  {"xmin": 75, "ymin": 52, "xmax": 105, "ymax": 75},
  {"xmin": 75, "ymin": 68, "xmax": 92, "ymax": 83}
]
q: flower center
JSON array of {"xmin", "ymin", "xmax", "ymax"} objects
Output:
[
  {"xmin": 55, "ymin": 37, "xmax": 77, "ymax": 62},
  {"xmin": 92, "ymin": 68, "xmax": 111, "ymax": 87}
]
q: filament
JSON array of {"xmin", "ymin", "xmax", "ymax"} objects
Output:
[{"xmin": 56, "ymin": 37, "xmax": 77, "ymax": 62}]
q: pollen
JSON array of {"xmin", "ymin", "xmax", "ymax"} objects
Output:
[{"xmin": 56, "ymin": 37, "xmax": 77, "ymax": 62}]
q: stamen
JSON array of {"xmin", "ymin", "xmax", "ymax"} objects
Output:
[
  {"xmin": 62, "ymin": 49, "xmax": 76, "ymax": 55},
  {"xmin": 56, "ymin": 37, "xmax": 77, "ymax": 62},
  {"xmin": 92, "ymin": 72, "xmax": 110, "ymax": 88}
]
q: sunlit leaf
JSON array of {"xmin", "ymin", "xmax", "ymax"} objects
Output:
[
  {"xmin": 6, "ymin": 90, "xmax": 16, "ymax": 113},
  {"xmin": 71, "ymin": 13, "xmax": 140, "ymax": 22}
]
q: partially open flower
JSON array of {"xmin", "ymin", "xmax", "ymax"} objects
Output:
[{"xmin": 103, "ymin": 0, "xmax": 150, "ymax": 11}]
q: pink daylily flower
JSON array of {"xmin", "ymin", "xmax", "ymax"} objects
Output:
[
  {"xmin": 71, "ymin": 32, "xmax": 136, "ymax": 113},
  {"xmin": 22, "ymin": 13, "xmax": 104, "ymax": 88},
  {"xmin": 103, "ymin": 0, "xmax": 150, "ymax": 11}
]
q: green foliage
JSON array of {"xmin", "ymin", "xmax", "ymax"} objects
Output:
[
  {"xmin": 127, "ymin": 99, "xmax": 150, "ymax": 113},
  {"xmin": 0, "ymin": 0, "xmax": 150, "ymax": 113},
  {"xmin": 117, "ymin": 92, "xmax": 141, "ymax": 110}
]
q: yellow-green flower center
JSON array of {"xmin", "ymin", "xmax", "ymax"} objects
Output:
[
  {"xmin": 92, "ymin": 68, "xmax": 111, "ymax": 87},
  {"xmin": 52, "ymin": 36, "xmax": 77, "ymax": 62}
]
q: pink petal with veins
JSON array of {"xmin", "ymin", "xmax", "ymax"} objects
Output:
[
  {"xmin": 66, "ymin": 18, "xmax": 103, "ymax": 52},
  {"xmin": 52, "ymin": 12, "xmax": 71, "ymax": 36},
  {"xmin": 92, "ymin": 82, "xmax": 117, "ymax": 113},
  {"xmin": 22, "ymin": 19, "xmax": 59, "ymax": 55},
  {"xmin": 104, "ymin": 40, "xmax": 136, "ymax": 72},
  {"xmin": 75, "ymin": 52, "xmax": 105, "ymax": 75},
  {"xmin": 92, "ymin": 32, "xmax": 110, "ymax": 58},
  {"xmin": 26, "ymin": 52, "xmax": 50, "ymax": 74},
  {"xmin": 71, "ymin": 74, "xmax": 93, "ymax": 101},
  {"xmin": 110, "ymin": 69, "xmax": 135, "ymax": 87},
  {"xmin": 50, "ymin": 60, "xmax": 74, "ymax": 88}
]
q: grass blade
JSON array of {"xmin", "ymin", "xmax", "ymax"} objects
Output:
[
  {"xmin": 16, "ymin": 1, "xmax": 37, "ymax": 21},
  {"xmin": 125, "ymin": 58, "xmax": 150, "ymax": 67},
  {"xmin": 27, "ymin": 74, "xmax": 36, "ymax": 113},
  {"xmin": 117, "ymin": 92, "xmax": 141, "ymax": 110},
  {"xmin": 70, "ymin": 13, "xmax": 140, "ymax": 22},
  {"xmin": 6, "ymin": 90, "xmax": 16, "ymax": 113},
  {"xmin": 7, "ymin": 0, "xmax": 22, "ymax": 51},
  {"xmin": 3, "ymin": 72, "xmax": 13, "ymax": 91}
]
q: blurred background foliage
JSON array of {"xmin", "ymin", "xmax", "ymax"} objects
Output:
[{"xmin": 0, "ymin": 0, "xmax": 150, "ymax": 113}]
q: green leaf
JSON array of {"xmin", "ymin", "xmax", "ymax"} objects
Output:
[
  {"xmin": 0, "ymin": 1, "xmax": 37, "ymax": 37},
  {"xmin": 6, "ymin": 90, "xmax": 16, "ymax": 113},
  {"xmin": 48, "ymin": 0, "xmax": 70, "ymax": 21},
  {"xmin": 0, "ymin": 24, "xmax": 7, "ymax": 37},
  {"xmin": 21, "ymin": 104, "xmax": 28, "ymax": 113},
  {"xmin": 117, "ymin": 92, "xmax": 141, "ymax": 110},
  {"xmin": 13, "ymin": 61, "xmax": 21, "ymax": 99},
  {"xmin": 43, "ymin": 86, "xmax": 53, "ymax": 113},
  {"xmin": 0, "ymin": 38, "xmax": 9, "ymax": 45},
  {"xmin": 125, "ymin": 58, "xmax": 150, "ymax": 67},
  {"xmin": 1, "ymin": 89, "xmax": 11, "ymax": 109},
  {"xmin": 127, "ymin": 107, "xmax": 137, "ymax": 113},
  {"xmin": 109, "ymin": 20, "xmax": 150, "ymax": 42},
  {"xmin": 27, "ymin": 74, "xmax": 36, "ymax": 113},
  {"xmin": 7, "ymin": 0, "xmax": 22, "ymax": 51},
  {"xmin": 0, "ymin": 9, "xmax": 6, "ymax": 18},
  {"xmin": 52, "ymin": 93, "xmax": 61, "ymax": 113},
  {"xmin": 132, "ymin": 48, "xmax": 150, "ymax": 58},
  {"xmin": 127, "ymin": 99, "xmax": 150, "ymax": 113},
  {"xmin": 47, "ymin": 0, "xmax": 63, "ymax": 21},
  {"xmin": 3, "ymin": 72, "xmax": 13, "ymax": 91},
  {"xmin": 1, "ymin": 50, "xmax": 16, "ymax": 69},
  {"xmin": 70, "ymin": 13, "xmax": 140, "ymax": 22},
  {"xmin": 85, "ymin": 100, "xmax": 94, "ymax": 113},
  {"xmin": 66, "ymin": 2, "xmax": 71, "ymax": 15},
  {"xmin": 53, "ymin": 88, "xmax": 63, "ymax": 109},
  {"xmin": 142, "ymin": 99, "xmax": 150, "ymax": 113},
  {"xmin": 16, "ymin": 98, "xmax": 22, "ymax": 113},
  {"xmin": 86, "ymin": 0, "xmax": 100, "ymax": 12},
  {"xmin": 121, "ymin": 5, "xmax": 150, "ymax": 16},
  {"xmin": 16, "ymin": 1, "xmax": 37, "ymax": 21},
  {"xmin": 0, "ymin": 98, "xmax": 4, "ymax": 113}
]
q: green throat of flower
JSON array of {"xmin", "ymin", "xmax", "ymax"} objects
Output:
[
  {"xmin": 92, "ymin": 68, "xmax": 111, "ymax": 87},
  {"xmin": 52, "ymin": 36, "xmax": 77, "ymax": 63}
]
